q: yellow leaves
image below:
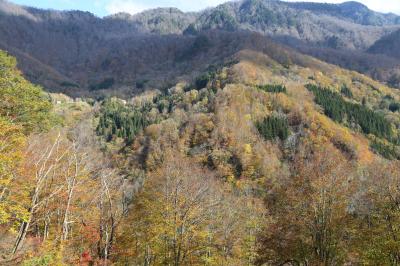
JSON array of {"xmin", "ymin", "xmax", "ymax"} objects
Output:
[
  {"xmin": 0, "ymin": 117, "xmax": 25, "ymax": 160},
  {"xmin": 0, "ymin": 203, "xmax": 29, "ymax": 233},
  {"xmin": 243, "ymin": 143, "xmax": 252, "ymax": 154},
  {"xmin": 226, "ymin": 174, "xmax": 236, "ymax": 184},
  {"xmin": 0, "ymin": 50, "xmax": 59, "ymax": 134},
  {"xmin": 145, "ymin": 123, "xmax": 161, "ymax": 140},
  {"xmin": 118, "ymin": 149, "xmax": 268, "ymax": 265},
  {"xmin": 189, "ymin": 113, "xmax": 214, "ymax": 147},
  {"xmin": 22, "ymin": 240, "xmax": 65, "ymax": 266},
  {"xmin": 241, "ymin": 144, "xmax": 259, "ymax": 180},
  {"xmin": 0, "ymin": 117, "xmax": 27, "ymax": 229},
  {"xmin": 200, "ymin": 95, "xmax": 209, "ymax": 106},
  {"xmin": 184, "ymin": 89, "xmax": 199, "ymax": 104},
  {"xmin": 0, "ymin": 205, "xmax": 10, "ymax": 225},
  {"xmin": 273, "ymin": 93, "xmax": 294, "ymax": 112},
  {"xmin": 230, "ymin": 53, "xmax": 276, "ymax": 85},
  {"xmin": 305, "ymin": 104, "xmax": 375, "ymax": 162},
  {"xmin": 119, "ymin": 154, "xmax": 222, "ymax": 265},
  {"xmin": 313, "ymin": 71, "xmax": 334, "ymax": 88}
]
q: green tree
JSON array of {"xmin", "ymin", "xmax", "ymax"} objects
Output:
[
  {"xmin": 306, "ymin": 84, "xmax": 393, "ymax": 140},
  {"xmin": 0, "ymin": 50, "xmax": 56, "ymax": 134},
  {"xmin": 256, "ymin": 115, "xmax": 289, "ymax": 141},
  {"xmin": 257, "ymin": 84, "xmax": 287, "ymax": 94}
]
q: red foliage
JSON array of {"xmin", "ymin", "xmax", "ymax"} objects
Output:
[{"xmin": 80, "ymin": 251, "xmax": 93, "ymax": 265}]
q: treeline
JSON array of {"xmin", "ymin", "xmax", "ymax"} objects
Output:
[{"xmin": 306, "ymin": 84, "xmax": 393, "ymax": 140}]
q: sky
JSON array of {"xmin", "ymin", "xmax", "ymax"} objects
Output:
[{"xmin": 10, "ymin": 0, "xmax": 400, "ymax": 17}]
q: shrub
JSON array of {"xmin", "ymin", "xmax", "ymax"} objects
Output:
[
  {"xmin": 195, "ymin": 73, "xmax": 212, "ymax": 89},
  {"xmin": 370, "ymin": 139, "xmax": 400, "ymax": 160},
  {"xmin": 389, "ymin": 102, "xmax": 400, "ymax": 112}
]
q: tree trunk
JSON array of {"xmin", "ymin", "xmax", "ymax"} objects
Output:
[{"xmin": 12, "ymin": 215, "xmax": 32, "ymax": 254}]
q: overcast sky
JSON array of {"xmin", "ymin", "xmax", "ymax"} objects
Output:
[{"xmin": 10, "ymin": 0, "xmax": 400, "ymax": 17}]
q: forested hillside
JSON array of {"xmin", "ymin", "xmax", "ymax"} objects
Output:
[
  {"xmin": 0, "ymin": 51, "xmax": 123, "ymax": 265},
  {"xmin": 370, "ymin": 26, "xmax": 400, "ymax": 53},
  {"xmin": 0, "ymin": 0, "xmax": 400, "ymax": 95},
  {"xmin": 2, "ymin": 27, "xmax": 400, "ymax": 264},
  {"xmin": 2, "ymin": 0, "xmax": 400, "ymax": 265}
]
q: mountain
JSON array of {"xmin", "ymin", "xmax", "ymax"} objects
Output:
[
  {"xmin": 4, "ymin": 30, "xmax": 400, "ymax": 264},
  {"xmin": 366, "ymin": 29, "xmax": 400, "ymax": 87},
  {"xmin": 368, "ymin": 28, "xmax": 400, "ymax": 59},
  {"xmin": 191, "ymin": 0, "xmax": 399, "ymax": 50},
  {"xmin": 5, "ymin": 1, "xmax": 400, "ymax": 264},
  {"xmin": 286, "ymin": 1, "xmax": 400, "ymax": 26},
  {"xmin": 105, "ymin": 8, "xmax": 197, "ymax": 35},
  {"xmin": 0, "ymin": 0, "xmax": 399, "ymax": 96}
]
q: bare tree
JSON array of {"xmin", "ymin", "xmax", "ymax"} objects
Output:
[{"xmin": 12, "ymin": 132, "xmax": 67, "ymax": 254}]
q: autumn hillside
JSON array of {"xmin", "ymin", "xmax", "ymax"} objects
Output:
[
  {"xmin": 1, "ymin": 0, "xmax": 400, "ymax": 95},
  {"xmin": 94, "ymin": 45, "xmax": 400, "ymax": 264},
  {"xmin": 3, "ymin": 28, "xmax": 400, "ymax": 265},
  {"xmin": 102, "ymin": 47, "xmax": 400, "ymax": 265}
]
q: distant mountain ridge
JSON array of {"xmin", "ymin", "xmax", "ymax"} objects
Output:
[
  {"xmin": 285, "ymin": 1, "xmax": 400, "ymax": 25},
  {"xmin": 0, "ymin": 0, "xmax": 400, "ymax": 96},
  {"xmin": 369, "ymin": 29, "xmax": 400, "ymax": 59},
  {"xmin": 191, "ymin": 0, "xmax": 400, "ymax": 50},
  {"xmin": 2, "ymin": 0, "xmax": 399, "ymax": 42}
]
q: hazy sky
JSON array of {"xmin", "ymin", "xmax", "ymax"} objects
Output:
[{"xmin": 10, "ymin": 0, "xmax": 400, "ymax": 17}]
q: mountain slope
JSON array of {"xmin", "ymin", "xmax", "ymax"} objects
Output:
[
  {"xmin": 368, "ymin": 28, "xmax": 400, "ymax": 59},
  {"xmin": 0, "ymin": 0, "xmax": 399, "ymax": 95},
  {"xmin": 190, "ymin": 0, "xmax": 399, "ymax": 50},
  {"xmin": 287, "ymin": 1, "xmax": 400, "ymax": 26},
  {"xmin": 4, "ymin": 1, "xmax": 400, "ymax": 263}
]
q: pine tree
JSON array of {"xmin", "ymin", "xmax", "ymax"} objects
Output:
[{"xmin": 256, "ymin": 115, "xmax": 289, "ymax": 141}]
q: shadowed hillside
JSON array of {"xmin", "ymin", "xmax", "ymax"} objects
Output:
[{"xmin": 0, "ymin": 0, "xmax": 400, "ymax": 95}]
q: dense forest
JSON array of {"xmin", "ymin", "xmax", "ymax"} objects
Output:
[
  {"xmin": 3, "ymin": 0, "xmax": 400, "ymax": 265},
  {"xmin": 3, "ymin": 25, "xmax": 400, "ymax": 265},
  {"xmin": 306, "ymin": 84, "xmax": 393, "ymax": 140}
]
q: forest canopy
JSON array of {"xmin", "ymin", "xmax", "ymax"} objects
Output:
[{"xmin": 0, "ymin": 51, "xmax": 57, "ymax": 134}]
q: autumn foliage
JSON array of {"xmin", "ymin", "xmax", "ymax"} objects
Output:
[{"xmin": 3, "ymin": 45, "xmax": 400, "ymax": 266}]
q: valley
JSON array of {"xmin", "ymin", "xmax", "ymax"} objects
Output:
[{"xmin": 1, "ymin": 0, "xmax": 400, "ymax": 265}]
